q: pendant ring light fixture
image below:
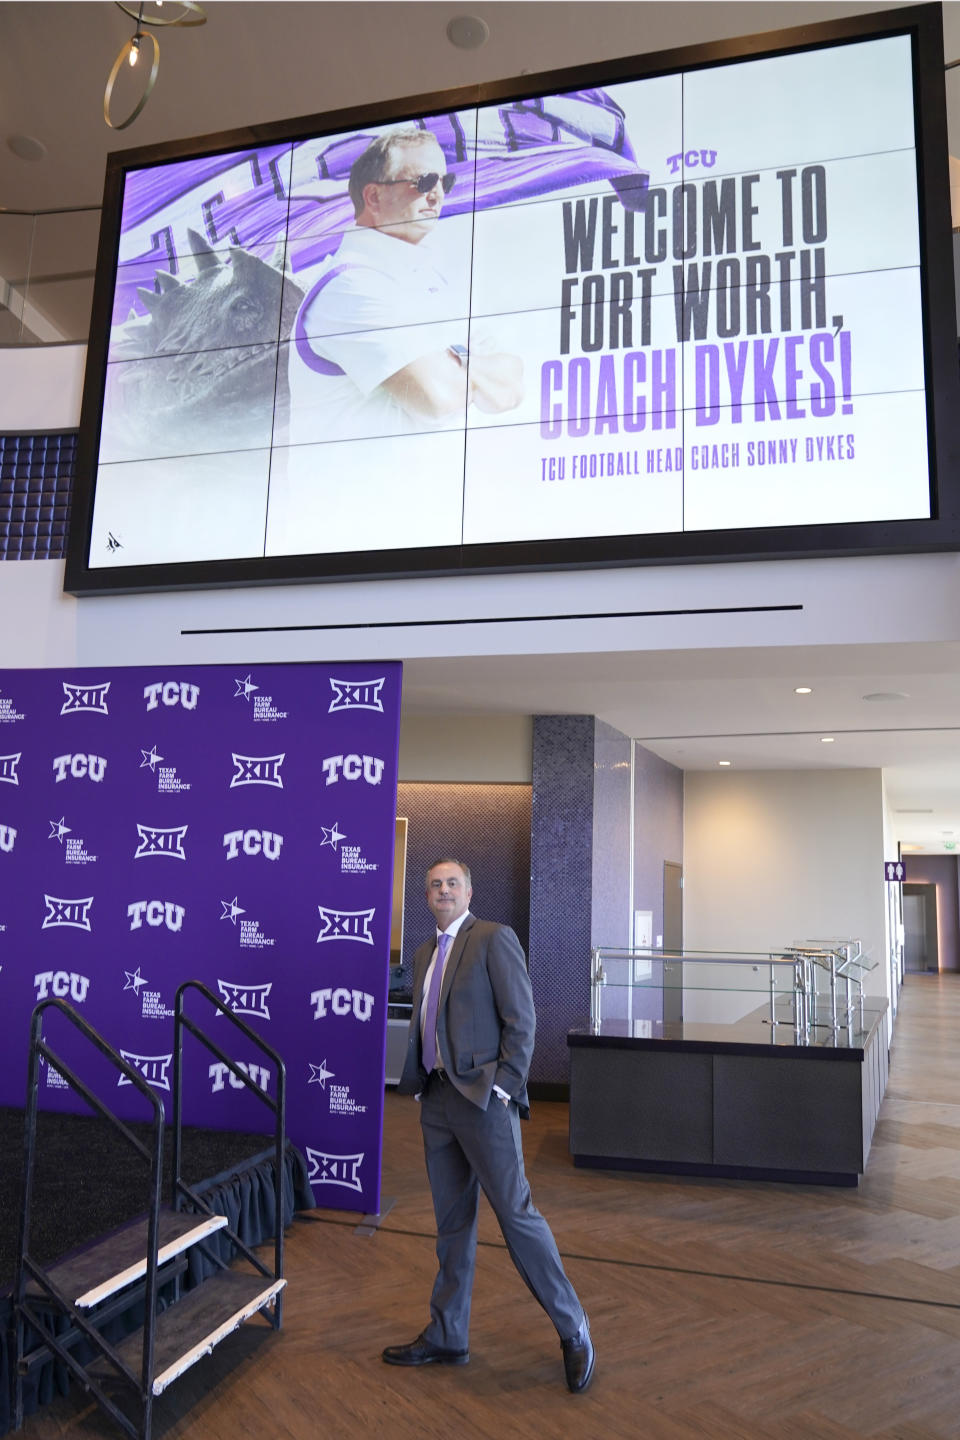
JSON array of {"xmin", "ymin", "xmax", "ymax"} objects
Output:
[{"xmin": 104, "ymin": 1, "xmax": 206, "ymax": 131}]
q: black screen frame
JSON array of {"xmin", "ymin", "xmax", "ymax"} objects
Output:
[{"xmin": 64, "ymin": 2, "xmax": 960, "ymax": 596}]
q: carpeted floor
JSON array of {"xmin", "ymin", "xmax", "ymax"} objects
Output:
[{"xmin": 0, "ymin": 1106, "xmax": 275, "ymax": 1293}]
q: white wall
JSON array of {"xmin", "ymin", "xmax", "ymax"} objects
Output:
[
  {"xmin": 399, "ymin": 713, "xmax": 532, "ymax": 782},
  {"xmin": 682, "ymin": 769, "xmax": 888, "ymax": 1024}
]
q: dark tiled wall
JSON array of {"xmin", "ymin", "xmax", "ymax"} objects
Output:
[
  {"xmin": 0, "ymin": 432, "xmax": 76, "ymax": 559},
  {"xmin": 528, "ymin": 715, "xmax": 595, "ymax": 1085},
  {"xmin": 592, "ymin": 719, "xmax": 632, "ymax": 950},
  {"xmin": 395, "ymin": 780, "xmax": 532, "ymax": 984}
]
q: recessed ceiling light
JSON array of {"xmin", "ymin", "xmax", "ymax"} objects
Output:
[
  {"xmin": 446, "ymin": 14, "xmax": 490, "ymax": 48},
  {"xmin": 718, "ymin": 759, "xmax": 732, "ymax": 766},
  {"xmin": 820, "ymin": 736, "xmax": 835, "ymax": 743},
  {"xmin": 794, "ymin": 686, "xmax": 812, "ymax": 695},
  {"xmin": 7, "ymin": 133, "xmax": 47, "ymax": 162},
  {"xmin": 862, "ymin": 691, "xmax": 908, "ymax": 702}
]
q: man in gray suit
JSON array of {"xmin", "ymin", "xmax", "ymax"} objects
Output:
[{"xmin": 382, "ymin": 858, "xmax": 595, "ymax": 1393}]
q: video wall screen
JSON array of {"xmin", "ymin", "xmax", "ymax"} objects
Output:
[{"xmin": 65, "ymin": 4, "xmax": 960, "ymax": 594}]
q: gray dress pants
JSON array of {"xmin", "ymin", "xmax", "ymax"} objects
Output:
[{"xmin": 419, "ymin": 1076, "xmax": 583, "ymax": 1351}]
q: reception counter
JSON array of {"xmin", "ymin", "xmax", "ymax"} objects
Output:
[{"xmin": 567, "ymin": 999, "xmax": 889, "ymax": 1186}]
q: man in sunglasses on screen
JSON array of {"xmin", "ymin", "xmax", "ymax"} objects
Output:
[{"xmin": 286, "ymin": 126, "xmax": 523, "ymax": 445}]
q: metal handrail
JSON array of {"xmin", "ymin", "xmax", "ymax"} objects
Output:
[
  {"xmin": 14, "ymin": 998, "xmax": 165, "ymax": 1439},
  {"xmin": 172, "ymin": 980, "xmax": 287, "ymax": 1321},
  {"xmin": 590, "ymin": 940, "xmax": 872, "ymax": 1039}
]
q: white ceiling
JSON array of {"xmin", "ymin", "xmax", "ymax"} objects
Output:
[{"xmin": 2, "ymin": 0, "xmax": 960, "ymax": 855}]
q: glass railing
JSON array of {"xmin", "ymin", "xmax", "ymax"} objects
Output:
[
  {"xmin": 590, "ymin": 941, "xmax": 877, "ymax": 1041},
  {"xmin": 0, "ymin": 206, "xmax": 101, "ymax": 345}
]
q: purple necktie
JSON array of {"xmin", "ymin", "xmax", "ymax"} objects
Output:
[{"xmin": 421, "ymin": 931, "xmax": 451, "ymax": 1074}]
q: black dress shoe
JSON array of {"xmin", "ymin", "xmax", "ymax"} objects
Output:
[
  {"xmin": 382, "ymin": 1332, "xmax": 469, "ymax": 1367},
  {"xmin": 561, "ymin": 1314, "xmax": 595, "ymax": 1393}
]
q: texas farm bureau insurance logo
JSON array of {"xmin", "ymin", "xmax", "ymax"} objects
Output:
[
  {"xmin": 60, "ymin": 681, "xmax": 110, "ymax": 717},
  {"xmin": 0, "ymin": 689, "xmax": 25, "ymax": 724},
  {"xmin": 42, "ymin": 894, "xmax": 94, "ymax": 932},
  {"xmin": 216, "ymin": 979, "xmax": 272, "ymax": 1021},
  {"xmin": 328, "ymin": 677, "xmax": 385, "ymax": 714},
  {"xmin": 230, "ymin": 753, "xmax": 285, "ymax": 789},
  {"xmin": 118, "ymin": 1051, "xmax": 173, "ymax": 1092},
  {"xmin": 134, "ymin": 823, "xmax": 188, "ymax": 861},
  {"xmin": 316, "ymin": 906, "xmax": 375, "ymax": 945},
  {"xmin": 234, "ymin": 673, "xmax": 288, "ymax": 723},
  {"xmin": 305, "ymin": 1148, "xmax": 364, "ymax": 1193}
]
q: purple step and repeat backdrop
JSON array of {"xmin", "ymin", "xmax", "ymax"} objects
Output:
[{"xmin": 0, "ymin": 660, "xmax": 402, "ymax": 1213}]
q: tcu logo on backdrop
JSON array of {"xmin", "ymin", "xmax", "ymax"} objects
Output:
[
  {"xmin": 310, "ymin": 987, "xmax": 374, "ymax": 1022},
  {"xmin": 230, "ymin": 753, "xmax": 285, "ymax": 789},
  {"xmin": 0, "ymin": 823, "xmax": 16, "ymax": 853},
  {"xmin": 143, "ymin": 681, "xmax": 199, "ymax": 712},
  {"xmin": 222, "ymin": 829, "xmax": 283, "ymax": 861},
  {"xmin": 306, "ymin": 1149, "xmax": 364, "ymax": 1193},
  {"xmin": 328, "ymin": 677, "xmax": 385, "ymax": 714},
  {"xmin": 118, "ymin": 1051, "xmax": 172, "ymax": 1092},
  {"xmin": 60, "ymin": 681, "xmax": 110, "ymax": 717},
  {"xmin": 316, "ymin": 906, "xmax": 375, "ymax": 945},
  {"xmin": 0, "ymin": 753, "xmax": 21, "ymax": 785},
  {"xmin": 34, "ymin": 971, "xmax": 90, "ymax": 1003},
  {"xmin": 321, "ymin": 754, "xmax": 383, "ymax": 787},
  {"xmin": 216, "ymin": 979, "xmax": 272, "ymax": 1020},
  {"xmin": 127, "ymin": 900, "xmax": 185, "ymax": 933},
  {"xmin": 208, "ymin": 1060, "xmax": 271, "ymax": 1093},
  {"xmin": 52, "ymin": 753, "xmax": 107, "ymax": 783},
  {"xmin": 42, "ymin": 895, "xmax": 94, "ymax": 932},
  {"xmin": 135, "ymin": 823, "xmax": 188, "ymax": 861}
]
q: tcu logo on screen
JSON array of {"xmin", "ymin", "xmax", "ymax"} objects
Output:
[
  {"xmin": 0, "ymin": 823, "xmax": 16, "ymax": 853},
  {"xmin": 216, "ymin": 979, "xmax": 272, "ymax": 1021},
  {"xmin": 42, "ymin": 895, "xmax": 94, "ymax": 932},
  {"xmin": 328, "ymin": 677, "xmax": 385, "ymax": 714},
  {"xmin": 135, "ymin": 823, "xmax": 188, "ymax": 861},
  {"xmin": 208, "ymin": 1060, "xmax": 271, "ymax": 1094},
  {"xmin": 230, "ymin": 753, "xmax": 285, "ymax": 789},
  {"xmin": 222, "ymin": 829, "xmax": 283, "ymax": 861},
  {"xmin": 118, "ymin": 1051, "xmax": 172, "ymax": 1092},
  {"xmin": 321, "ymin": 754, "xmax": 383, "ymax": 787},
  {"xmin": 0, "ymin": 753, "xmax": 21, "ymax": 786},
  {"xmin": 310, "ymin": 987, "xmax": 374, "ymax": 1022},
  {"xmin": 306, "ymin": 1148, "xmax": 364, "ymax": 1193},
  {"xmin": 143, "ymin": 681, "xmax": 199, "ymax": 712},
  {"xmin": 316, "ymin": 906, "xmax": 375, "ymax": 945},
  {"xmin": 34, "ymin": 971, "xmax": 90, "ymax": 1003},
  {"xmin": 127, "ymin": 900, "xmax": 185, "ymax": 933},
  {"xmin": 52, "ymin": 753, "xmax": 107, "ymax": 783},
  {"xmin": 60, "ymin": 681, "xmax": 110, "ymax": 717},
  {"xmin": 665, "ymin": 147, "xmax": 718, "ymax": 173}
]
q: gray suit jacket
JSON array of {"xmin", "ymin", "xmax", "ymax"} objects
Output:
[{"xmin": 398, "ymin": 913, "xmax": 533, "ymax": 1117}]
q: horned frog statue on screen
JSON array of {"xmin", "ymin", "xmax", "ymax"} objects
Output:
[{"xmin": 104, "ymin": 228, "xmax": 304, "ymax": 462}]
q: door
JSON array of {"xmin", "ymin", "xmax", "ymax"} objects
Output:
[
  {"xmin": 902, "ymin": 883, "xmax": 938, "ymax": 973},
  {"xmin": 662, "ymin": 860, "xmax": 683, "ymax": 1022}
]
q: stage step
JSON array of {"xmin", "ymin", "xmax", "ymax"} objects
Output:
[
  {"xmin": 27, "ymin": 1208, "xmax": 229, "ymax": 1308},
  {"xmin": 90, "ymin": 1270, "xmax": 286, "ymax": 1395}
]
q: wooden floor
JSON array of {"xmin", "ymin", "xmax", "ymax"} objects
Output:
[{"xmin": 21, "ymin": 974, "xmax": 960, "ymax": 1439}]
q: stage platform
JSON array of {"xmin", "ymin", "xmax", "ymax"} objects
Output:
[{"xmin": 0, "ymin": 1106, "xmax": 315, "ymax": 1436}]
